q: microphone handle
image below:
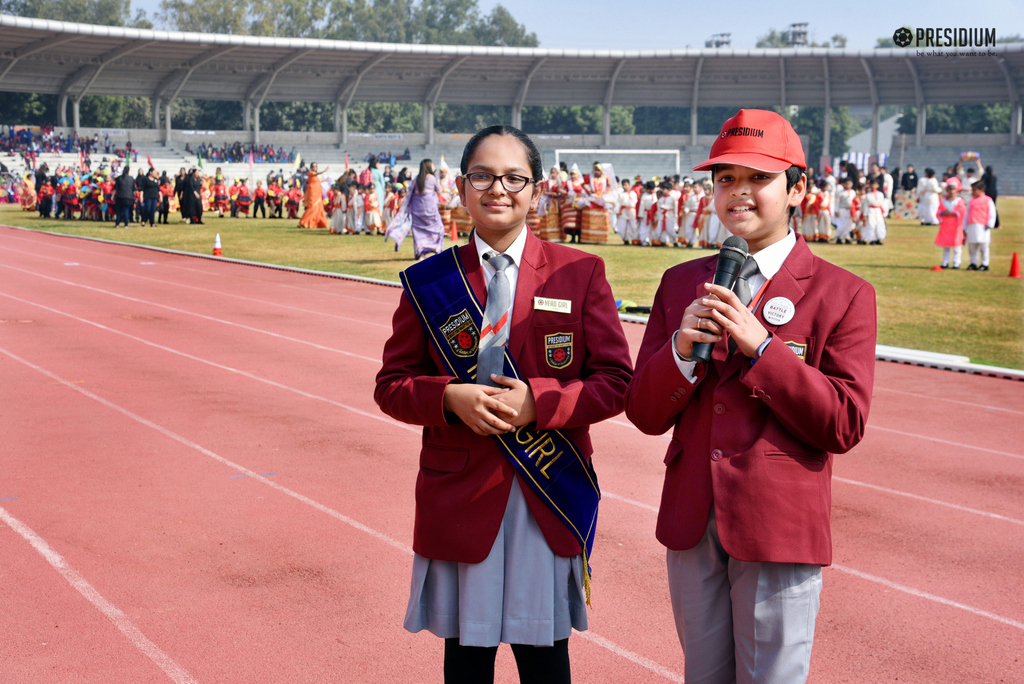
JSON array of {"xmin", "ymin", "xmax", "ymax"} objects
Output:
[{"xmin": 690, "ymin": 261, "xmax": 743, "ymax": 364}]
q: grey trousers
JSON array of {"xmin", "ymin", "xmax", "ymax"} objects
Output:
[{"xmin": 666, "ymin": 507, "xmax": 822, "ymax": 684}]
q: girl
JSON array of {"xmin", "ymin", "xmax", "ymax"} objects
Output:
[
  {"xmin": 375, "ymin": 125, "xmax": 632, "ymax": 684},
  {"xmin": 935, "ymin": 181, "xmax": 966, "ymax": 269},
  {"xmin": 406, "ymin": 158, "xmax": 445, "ymax": 259}
]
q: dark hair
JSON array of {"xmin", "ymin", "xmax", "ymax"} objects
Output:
[
  {"xmin": 460, "ymin": 124, "xmax": 543, "ymax": 183},
  {"xmin": 416, "ymin": 158, "xmax": 433, "ymax": 193},
  {"xmin": 925, "ymin": 168, "xmax": 935, "ymax": 178},
  {"xmin": 368, "ymin": 157, "xmax": 378, "ymax": 169},
  {"xmin": 644, "ymin": 180, "xmax": 656, "ymax": 191},
  {"xmin": 972, "ymin": 180, "xmax": 986, "ymax": 191}
]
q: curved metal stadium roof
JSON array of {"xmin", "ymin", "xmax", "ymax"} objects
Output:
[{"xmin": 3, "ymin": 14, "xmax": 1021, "ymax": 108}]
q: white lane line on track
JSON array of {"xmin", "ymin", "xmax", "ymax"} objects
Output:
[
  {"xmin": 0, "ymin": 505, "xmax": 200, "ymax": 684},
  {"xmin": 0, "ymin": 345, "xmax": 687, "ymax": 684},
  {"xmin": 575, "ymin": 631, "xmax": 684, "ymax": 682},
  {"xmin": 0, "ymin": 244, "xmax": 392, "ymax": 330},
  {"xmin": 0, "ymin": 263, "xmax": 382, "ymax": 365},
  {"xmin": 833, "ymin": 477, "xmax": 1024, "ymax": 526},
  {"xmin": 874, "ymin": 386, "xmax": 1024, "ymax": 416},
  {"xmin": 867, "ymin": 424, "xmax": 1023, "ymax": 460},
  {"xmin": 603, "ymin": 419, "xmax": 1023, "ymax": 523},
  {"xmin": 0, "ymin": 292, "xmax": 415, "ymax": 435},
  {"xmin": 829, "ymin": 564, "xmax": 1024, "ymax": 631},
  {"xmin": 0, "ymin": 230, "xmax": 398, "ymax": 306}
]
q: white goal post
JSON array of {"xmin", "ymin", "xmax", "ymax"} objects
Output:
[{"xmin": 553, "ymin": 148, "xmax": 680, "ymax": 178}]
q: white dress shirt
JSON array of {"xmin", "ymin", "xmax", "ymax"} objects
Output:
[
  {"xmin": 673, "ymin": 230, "xmax": 798, "ymax": 380},
  {"xmin": 474, "ymin": 226, "xmax": 528, "ymax": 335}
]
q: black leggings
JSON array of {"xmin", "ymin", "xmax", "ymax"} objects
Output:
[{"xmin": 443, "ymin": 637, "xmax": 570, "ymax": 684}]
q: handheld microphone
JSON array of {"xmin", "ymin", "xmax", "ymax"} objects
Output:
[{"xmin": 690, "ymin": 235, "xmax": 749, "ymax": 364}]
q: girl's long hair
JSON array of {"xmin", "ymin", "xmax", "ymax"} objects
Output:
[{"xmin": 416, "ymin": 159, "xmax": 433, "ymax": 194}]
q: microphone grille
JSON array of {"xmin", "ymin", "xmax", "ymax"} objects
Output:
[{"xmin": 718, "ymin": 235, "xmax": 749, "ymax": 264}]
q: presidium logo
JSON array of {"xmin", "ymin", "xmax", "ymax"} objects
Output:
[{"xmin": 892, "ymin": 26, "xmax": 996, "ymax": 48}]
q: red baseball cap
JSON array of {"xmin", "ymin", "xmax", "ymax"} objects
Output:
[{"xmin": 693, "ymin": 109, "xmax": 806, "ymax": 173}]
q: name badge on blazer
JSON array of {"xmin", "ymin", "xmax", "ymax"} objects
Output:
[{"xmin": 534, "ymin": 297, "xmax": 572, "ymax": 314}]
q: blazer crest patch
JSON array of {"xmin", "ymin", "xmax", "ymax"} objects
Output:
[
  {"xmin": 785, "ymin": 341, "xmax": 808, "ymax": 362},
  {"xmin": 441, "ymin": 309, "xmax": 479, "ymax": 358},
  {"xmin": 545, "ymin": 332, "xmax": 573, "ymax": 369}
]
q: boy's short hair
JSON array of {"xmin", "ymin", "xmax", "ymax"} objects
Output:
[
  {"xmin": 644, "ymin": 180, "xmax": 656, "ymax": 191},
  {"xmin": 972, "ymin": 180, "xmax": 986, "ymax": 191}
]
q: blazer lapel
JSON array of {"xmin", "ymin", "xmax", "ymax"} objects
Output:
[
  {"xmin": 754, "ymin": 236, "xmax": 812, "ymax": 336},
  {"xmin": 508, "ymin": 230, "xmax": 547, "ymax": 361}
]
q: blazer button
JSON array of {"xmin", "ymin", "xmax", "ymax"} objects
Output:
[
  {"xmin": 714, "ymin": 403, "xmax": 726, "ymax": 415},
  {"xmin": 711, "ymin": 449, "xmax": 723, "ymax": 461},
  {"xmin": 669, "ymin": 394, "xmax": 679, "ymax": 401}
]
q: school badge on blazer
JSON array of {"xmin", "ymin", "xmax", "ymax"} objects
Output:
[
  {"xmin": 545, "ymin": 332, "xmax": 573, "ymax": 369},
  {"xmin": 785, "ymin": 341, "xmax": 808, "ymax": 361},
  {"xmin": 440, "ymin": 309, "xmax": 479, "ymax": 357}
]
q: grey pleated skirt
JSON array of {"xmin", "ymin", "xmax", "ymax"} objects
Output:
[{"xmin": 403, "ymin": 477, "xmax": 588, "ymax": 647}]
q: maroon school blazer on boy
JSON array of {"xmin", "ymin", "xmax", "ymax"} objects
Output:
[
  {"xmin": 375, "ymin": 229, "xmax": 633, "ymax": 563},
  {"xmin": 625, "ymin": 235, "xmax": 876, "ymax": 566}
]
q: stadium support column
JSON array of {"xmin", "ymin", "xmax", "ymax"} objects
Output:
[
  {"xmin": 72, "ymin": 99, "xmax": 80, "ymax": 136},
  {"xmin": 165, "ymin": 101, "xmax": 172, "ymax": 145},
  {"xmin": 58, "ymin": 93, "xmax": 68, "ymax": 128},
  {"xmin": 254, "ymin": 105, "xmax": 261, "ymax": 144},
  {"xmin": 243, "ymin": 101, "xmax": 251, "ymax": 133},
  {"xmin": 690, "ymin": 57, "xmax": 703, "ymax": 147},
  {"xmin": 152, "ymin": 97, "xmax": 161, "ymax": 130},
  {"xmin": 512, "ymin": 103, "xmax": 522, "ymax": 130},
  {"xmin": 423, "ymin": 103, "xmax": 435, "ymax": 146},
  {"xmin": 603, "ymin": 105, "xmax": 611, "ymax": 147},
  {"xmin": 1013, "ymin": 102, "xmax": 1022, "ymax": 146},
  {"xmin": 334, "ymin": 102, "xmax": 349, "ymax": 147},
  {"xmin": 821, "ymin": 57, "xmax": 831, "ymax": 159}
]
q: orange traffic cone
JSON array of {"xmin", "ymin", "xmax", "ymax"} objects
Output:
[
  {"xmin": 930, "ymin": 265, "xmax": 943, "ymax": 271},
  {"xmin": 213, "ymin": 233, "xmax": 222, "ymax": 256},
  {"xmin": 449, "ymin": 219, "xmax": 458, "ymax": 242},
  {"xmin": 1010, "ymin": 252, "xmax": 1021, "ymax": 278}
]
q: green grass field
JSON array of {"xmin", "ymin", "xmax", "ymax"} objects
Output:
[{"xmin": 3, "ymin": 200, "xmax": 1022, "ymax": 369}]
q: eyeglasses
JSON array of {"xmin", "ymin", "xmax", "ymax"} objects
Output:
[{"xmin": 464, "ymin": 172, "xmax": 534, "ymax": 193}]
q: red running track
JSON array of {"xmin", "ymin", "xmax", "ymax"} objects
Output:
[{"xmin": 1, "ymin": 226, "xmax": 1021, "ymax": 683}]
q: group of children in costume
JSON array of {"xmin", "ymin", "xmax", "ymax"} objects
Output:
[{"xmin": 933, "ymin": 179, "xmax": 998, "ymax": 270}]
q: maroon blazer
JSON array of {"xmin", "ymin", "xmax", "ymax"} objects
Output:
[
  {"xmin": 625, "ymin": 236, "xmax": 876, "ymax": 565},
  {"xmin": 374, "ymin": 230, "xmax": 633, "ymax": 563}
]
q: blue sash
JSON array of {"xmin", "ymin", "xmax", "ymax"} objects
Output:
[{"xmin": 400, "ymin": 246, "xmax": 599, "ymax": 603}]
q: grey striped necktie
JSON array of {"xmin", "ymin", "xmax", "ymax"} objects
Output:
[
  {"xmin": 477, "ymin": 252, "xmax": 512, "ymax": 386},
  {"xmin": 732, "ymin": 256, "xmax": 761, "ymax": 307},
  {"xmin": 728, "ymin": 256, "xmax": 761, "ymax": 356}
]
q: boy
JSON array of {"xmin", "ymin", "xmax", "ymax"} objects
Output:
[
  {"xmin": 637, "ymin": 180, "xmax": 658, "ymax": 246},
  {"xmin": 833, "ymin": 178, "xmax": 856, "ymax": 244},
  {"xmin": 861, "ymin": 179, "xmax": 888, "ymax": 245},
  {"xmin": 655, "ymin": 181, "xmax": 679, "ymax": 246},
  {"xmin": 617, "ymin": 178, "xmax": 638, "ymax": 244},
  {"xmin": 964, "ymin": 181, "xmax": 996, "ymax": 271},
  {"xmin": 625, "ymin": 109, "xmax": 877, "ymax": 684}
]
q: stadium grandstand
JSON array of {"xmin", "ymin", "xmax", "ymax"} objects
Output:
[{"xmin": 2, "ymin": 14, "xmax": 1024, "ymax": 190}]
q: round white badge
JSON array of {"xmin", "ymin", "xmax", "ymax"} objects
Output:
[{"xmin": 762, "ymin": 297, "xmax": 795, "ymax": 326}]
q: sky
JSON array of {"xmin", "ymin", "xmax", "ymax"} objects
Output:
[{"xmin": 130, "ymin": 0, "xmax": 1023, "ymax": 49}]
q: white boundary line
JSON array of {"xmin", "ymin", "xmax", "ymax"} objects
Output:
[
  {"xmin": 0, "ymin": 242, "xmax": 392, "ymax": 330},
  {"xmin": 832, "ymin": 477, "xmax": 1024, "ymax": 526},
  {"xmin": 0, "ymin": 262, "xmax": 383, "ymax": 365},
  {"xmin": 5, "ymin": 224, "xmax": 1022, "ymax": 382},
  {"xmin": 0, "ymin": 345, "xmax": 688, "ymax": 683},
  {"xmin": 0, "ymin": 291, "xmax": 415, "ymax": 435},
  {"xmin": 0, "ymin": 506, "xmax": 200, "ymax": 684},
  {"xmin": 868, "ymin": 425, "xmax": 1024, "ymax": 460},
  {"xmin": 829, "ymin": 564, "xmax": 1024, "ymax": 631}
]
